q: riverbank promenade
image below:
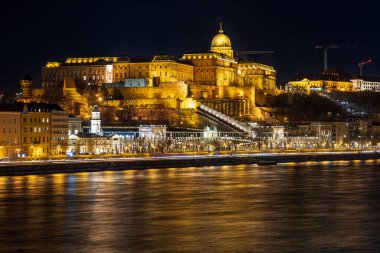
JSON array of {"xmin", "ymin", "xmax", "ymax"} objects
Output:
[{"xmin": 1, "ymin": 150, "xmax": 380, "ymax": 176}]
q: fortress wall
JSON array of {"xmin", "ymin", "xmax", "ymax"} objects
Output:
[
  {"xmin": 159, "ymin": 82, "xmax": 188, "ymax": 100},
  {"xmin": 115, "ymin": 81, "xmax": 188, "ymax": 100},
  {"xmin": 223, "ymin": 86, "xmax": 255, "ymax": 105},
  {"xmin": 117, "ymin": 87, "xmax": 162, "ymax": 99},
  {"xmin": 189, "ymin": 84, "xmax": 216, "ymax": 99},
  {"xmin": 122, "ymin": 98, "xmax": 178, "ymax": 108}
]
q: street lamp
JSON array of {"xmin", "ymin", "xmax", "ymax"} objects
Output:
[{"xmin": 16, "ymin": 148, "xmax": 21, "ymax": 158}]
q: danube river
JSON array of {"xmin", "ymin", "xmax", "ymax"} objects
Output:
[{"xmin": 1, "ymin": 161, "xmax": 380, "ymax": 252}]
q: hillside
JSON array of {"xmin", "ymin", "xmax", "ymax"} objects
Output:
[
  {"xmin": 330, "ymin": 91, "xmax": 380, "ymax": 114},
  {"xmin": 256, "ymin": 91, "xmax": 344, "ymax": 121}
]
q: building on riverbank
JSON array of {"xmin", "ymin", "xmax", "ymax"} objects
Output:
[
  {"xmin": 68, "ymin": 115, "xmax": 82, "ymax": 135},
  {"xmin": 0, "ymin": 102, "xmax": 69, "ymax": 157},
  {"xmin": 0, "ymin": 104, "xmax": 21, "ymax": 157},
  {"xmin": 67, "ymin": 133, "xmax": 124, "ymax": 155}
]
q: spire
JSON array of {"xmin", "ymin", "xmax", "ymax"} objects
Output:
[{"xmin": 219, "ymin": 22, "xmax": 223, "ymax": 33}]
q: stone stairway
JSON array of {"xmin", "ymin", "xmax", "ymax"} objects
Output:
[{"xmin": 197, "ymin": 104, "xmax": 253, "ymax": 133}]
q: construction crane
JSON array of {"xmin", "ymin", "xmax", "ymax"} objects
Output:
[
  {"xmin": 235, "ymin": 51, "xmax": 274, "ymax": 62},
  {"xmin": 358, "ymin": 59, "xmax": 372, "ymax": 76},
  {"xmin": 315, "ymin": 45, "xmax": 356, "ymax": 72}
]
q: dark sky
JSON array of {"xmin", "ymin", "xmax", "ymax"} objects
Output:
[{"xmin": 2, "ymin": 0, "xmax": 380, "ymax": 92}]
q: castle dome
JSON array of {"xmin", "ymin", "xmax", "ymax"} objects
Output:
[{"xmin": 211, "ymin": 23, "xmax": 231, "ymax": 48}]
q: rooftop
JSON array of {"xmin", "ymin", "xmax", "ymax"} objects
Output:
[
  {"xmin": 0, "ymin": 102, "xmax": 66, "ymax": 113},
  {"xmin": 0, "ymin": 103, "xmax": 22, "ymax": 112},
  {"xmin": 292, "ymin": 70, "xmax": 352, "ymax": 82},
  {"xmin": 351, "ymin": 75, "xmax": 380, "ymax": 82}
]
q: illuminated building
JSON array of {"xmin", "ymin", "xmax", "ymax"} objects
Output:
[
  {"xmin": 287, "ymin": 70, "xmax": 353, "ymax": 94},
  {"xmin": 50, "ymin": 108, "xmax": 69, "ymax": 156},
  {"xmin": 112, "ymin": 55, "xmax": 194, "ymax": 85},
  {"xmin": 238, "ymin": 62, "xmax": 276, "ymax": 90},
  {"xmin": 68, "ymin": 133, "xmax": 124, "ymax": 155},
  {"xmin": 68, "ymin": 115, "xmax": 82, "ymax": 135},
  {"xmin": 43, "ymin": 55, "xmax": 193, "ymax": 88},
  {"xmin": 19, "ymin": 74, "xmax": 44, "ymax": 103},
  {"xmin": 351, "ymin": 76, "xmax": 380, "ymax": 92},
  {"xmin": 183, "ymin": 23, "xmax": 238, "ymax": 86},
  {"xmin": 298, "ymin": 118, "xmax": 369, "ymax": 148},
  {"xmin": 182, "ymin": 23, "xmax": 276, "ymax": 89},
  {"xmin": 90, "ymin": 105, "xmax": 101, "ymax": 135},
  {"xmin": 20, "ymin": 104, "xmax": 51, "ymax": 157},
  {"xmin": 203, "ymin": 125, "xmax": 218, "ymax": 138},
  {"xmin": 20, "ymin": 103, "xmax": 68, "ymax": 157},
  {"xmin": 40, "ymin": 23, "xmax": 275, "ymax": 91},
  {"xmin": 19, "ymin": 74, "xmax": 33, "ymax": 102},
  {"xmin": 26, "ymin": 23, "xmax": 278, "ymax": 127},
  {"xmin": 181, "ymin": 24, "xmax": 273, "ymax": 117},
  {"xmin": 0, "ymin": 104, "xmax": 21, "ymax": 157},
  {"xmin": 42, "ymin": 57, "xmax": 119, "ymax": 88},
  {"xmin": 116, "ymin": 78, "xmax": 150, "ymax": 87},
  {"xmin": 333, "ymin": 122, "xmax": 350, "ymax": 147},
  {"xmin": 138, "ymin": 125, "xmax": 167, "ymax": 139},
  {"xmin": 0, "ymin": 103, "xmax": 69, "ymax": 157}
]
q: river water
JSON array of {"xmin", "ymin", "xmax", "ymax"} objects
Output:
[{"xmin": 1, "ymin": 161, "xmax": 380, "ymax": 252}]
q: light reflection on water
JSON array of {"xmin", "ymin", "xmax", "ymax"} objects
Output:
[{"xmin": 0, "ymin": 162, "xmax": 380, "ymax": 252}]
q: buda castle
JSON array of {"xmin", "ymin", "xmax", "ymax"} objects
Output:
[{"xmin": 20, "ymin": 24, "xmax": 277, "ymax": 128}]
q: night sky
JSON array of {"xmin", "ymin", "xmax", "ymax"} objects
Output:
[{"xmin": 2, "ymin": 0, "xmax": 380, "ymax": 92}]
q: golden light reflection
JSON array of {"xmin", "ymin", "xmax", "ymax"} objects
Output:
[
  {"xmin": 103, "ymin": 171, "xmax": 115, "ymax": 182},
  {"xmin": 26, "ymin": 175, "xmax": 38, "ymax": 185},
  {"xmin": 0, "ymin": 176, "xmax": 6, "ymax": 185},
  {"xmin": 52, "ymin": 174, "xmax": 65, "ymax": 195},
  {"xmin": 122, "ymin": 170, "xmax": 135, "ymax": 180}
]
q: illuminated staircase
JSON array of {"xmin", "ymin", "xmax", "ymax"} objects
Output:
[
  {"xmin": 61, "ymin": 78, "xmax": 91, "ymax": 117},
  {"xmin": 197, "ymin": 104, "xmax": 253, "ymax": 133}
]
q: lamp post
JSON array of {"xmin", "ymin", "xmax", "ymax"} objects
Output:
[{"xmin": 16, "ymin": 148, "xmax": 21, "ymax": 158}]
